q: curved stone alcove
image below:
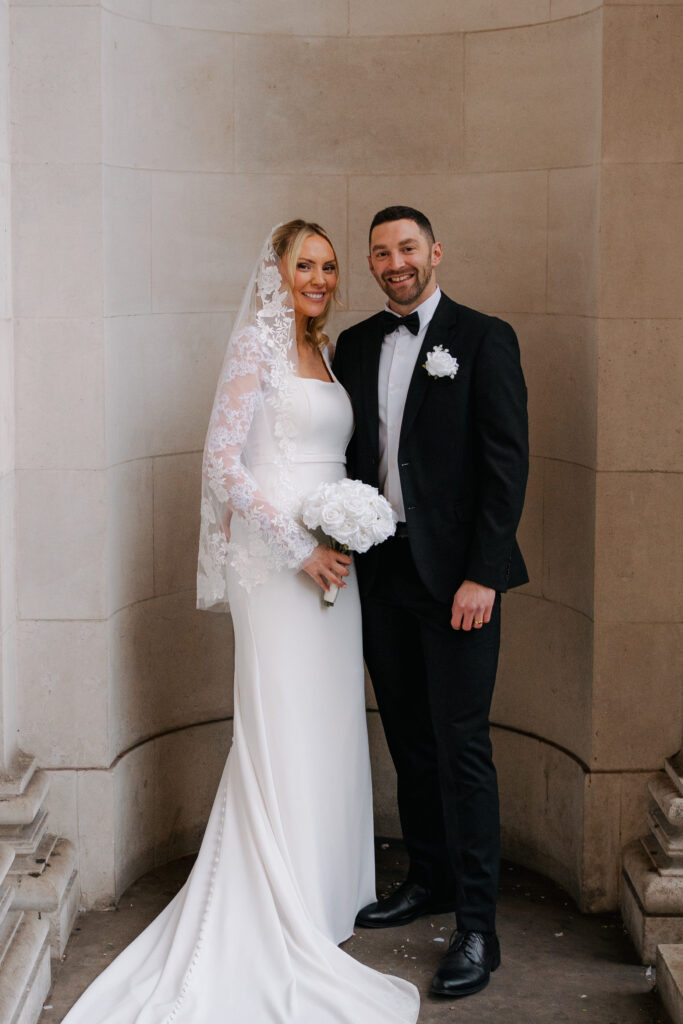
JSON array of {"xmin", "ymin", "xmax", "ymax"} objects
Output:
[{"xmin": 7, "ymin": 1, "xmax": 681, "ymax": 927}]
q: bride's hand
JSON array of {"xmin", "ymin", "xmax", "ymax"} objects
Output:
[{"xmin": 302, "ymin": 545, "xmax": 351, "ymax": 593}]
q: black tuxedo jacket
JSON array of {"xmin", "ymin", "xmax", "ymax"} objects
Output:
[{"xmin": 332, "ymin": 292, "xmax": 529, "ymax": 604}]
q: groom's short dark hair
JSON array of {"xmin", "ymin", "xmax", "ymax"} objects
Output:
[{"xmin": 369, "ymin": 206, "xmax": 435, "ymax": 247}]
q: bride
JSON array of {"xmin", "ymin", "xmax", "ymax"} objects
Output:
[{"xmin": 61, "ymin": 221, "xmax": 420, "ymax": 1023}]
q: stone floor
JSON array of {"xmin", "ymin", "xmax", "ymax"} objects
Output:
[{"xmin": 40, "ymin": 841, "xmax": 669, "ymax": 1023}]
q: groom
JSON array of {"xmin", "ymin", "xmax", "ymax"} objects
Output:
[{"xmin": 332, "ymin": 207, "xmax": 528, "ymax": 998}]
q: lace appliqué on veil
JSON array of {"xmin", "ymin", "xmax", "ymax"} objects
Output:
[{"xmin": 197, "ymin": 262, "xmax": 316, "ymax": 610}]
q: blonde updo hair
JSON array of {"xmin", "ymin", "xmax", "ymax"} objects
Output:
[{"xmin": 271, "ymin": 219, "xmax": 340, "ymax": 351}]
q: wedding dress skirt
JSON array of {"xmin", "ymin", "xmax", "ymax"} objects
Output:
[{"xmin": 63, "ymin": 377, "xmax": 420, "ymax": 1023}]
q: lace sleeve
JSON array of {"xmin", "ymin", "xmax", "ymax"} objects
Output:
[{"xmin": 197, "ymin": 328, "xmax": 316, "ymax": 608}]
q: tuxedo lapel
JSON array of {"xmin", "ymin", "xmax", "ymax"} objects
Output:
[{"xmin": 399, "ymin": 294, "xmax": 457, "ymax": 444}]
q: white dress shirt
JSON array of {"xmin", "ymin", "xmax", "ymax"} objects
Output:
[{"xmin": 378, "ymin": 286, "xmax": 442, "ymax": 521}]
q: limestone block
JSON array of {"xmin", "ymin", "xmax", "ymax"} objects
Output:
[
  {"xmin": 8, "ymin": 836, "xmax": 79, "ymax": 956},
  {"xmin": 0, "ymin": 8, "xmax": 9, "ymax": 164},
  {"xmin": 105, "ymin": 313, "xmax": 230, "ymax": 464},
  {"xmin": 542, "ymin": 459, "xmax": 595, "ymax": 619},
  {"xmin": 622, "ymin": 874, "xmax": 683, "ymax": 965},
  {"xmin": 0, "ymin": 624, "xmax": 18, "ymax": 770},
  {"xmin": 108, "ymin": 592, "xmax": 234, "ymax": 757},
  {"xmin": 10, "ymin": 6, "xmax": 101, "ymax": 164},
  {"xmin": 623, "ymin": 840, "xmax": 683, "ymax": 916},
  {"xmin": 16, "ymin": 469, "xmax": 107, "ymax": 620},
  {"xmin": 151, "ymin": 171, "xmax": 347, "ymax": 312},
  {"xmin": 551, "ymin": 0, "xmax": 598, "ymax": 15},
  {"xmin": 0, "ymin": 324, "xmax": 13, "ymax": 478},
  {"xmin": 235, "ymin": 35, "xmax": 462, "ymax": 175},
  {"xmin": 582, "ymin": 771, "xmax": 623, "ymax": 910},
  {"xmin": 42, "ymin": 770, "xmax": 77, "ymax": 851},
  {"xmin": 0, "ymin": 472, "xmax": 15, "ymax": 633},
  {"xmin": 597, "ymin": 318, "xmax": 683, "ymax": 474},
  {"xmin": 150, "ymin": 0, "xmax": 348, "ymax": 34},
  {"xmin": 152, "ymin": 451, "xmax": 202, "ymax": 597},
  {"xmin": 657, "ymin": 945, "xmax": 683, "ymax": 1024},
  {"xmin": 592, "ymin": 624, "xmax": 682, "ymax": 771},
  {"xmin": 0, "ymin": 770, "xmax": 48, "ymax": 826},
  {"xmin": 0, "ymin": 752, "xmax": 36, "ymax": 800},
  {"xmin": 0, "ymin": 912, "xmax": 50, "ymax": 1024},
  {"xmin": 105, "ymin": 0, "xmax": 152, "ymax": 17},
  {"xmin": 367, "ymin": 710, "xmax": 399, "ymax": 838},
  {"xmin": 107, "ymin": 460, "xmax": 154, "ymax": 614},
  {"xmin": 548, "ymin": 167, "xmax": 600, "ymax": 317},
  {"xmin": 14, "ymin": 317, "xmax": 105, "ymax": 471},
  {"xmin": 348, "ymin": 172, "xmax": 547, "ymax": 314},
  {"xmin": 154, "ymin": 720, "xmax": 231, "ymax": 866},
  {"xmin": 0, "ymin": 164, "xmax": 10, "ymax": 319},
  {"xmin": 75, "ymin": 769, "xmax": 115, "ymax": 908},
  {"xmin": 464, "ymin": 13, "xmax": 602, "ymax": 171},
  {"xmin": 494, "ymin": 593, "xmax": 593, "ymax": 767},
  {"xmin": 17, "ymin": 620, "xmax": 109, "ymax": 768},
  {"xmin": 13, "ymin": 0, "xmax": 97, "ymax": 5},
  {"xmin": 12, "ymin": 163, "xmax": 103, "ymax": 319},
  {"xmin": 600, "ymin": 164, "xmax": 683, "ymax": 319},
  {"xmin": 103, "ymin": 167, "xmax": 151, "ymax": 316},
  {"xmin": 103, "ymin": 13, "xmax": 233, "ymax": 172},
  {"xmin": 113, "ymin": 740, "xmax": 155, "ymax": 899},
  {"xmin": 350, "ymin": 0, "xmax": 549, "ymax": 33},
  {"xmin": 594, "ymin": 471, "xmax": 683, "ymax": 624},
  {"xmin": 513, "ymin": 454, "xmax": 542, "ymax": 598},
  {"xmin": 517, "ymin": 314, "xmax": 598, "ymax": 468},
  {"xmin": 603, "ymin": 6, "xmax": 683, "ymax": 164},
  {"xmin": 621, "ymin": 773, "xmax": 661, "ymax": 851}
]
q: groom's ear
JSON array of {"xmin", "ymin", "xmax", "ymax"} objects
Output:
[{"xmin": 431, "ymin": 242, "xmax": 443, "ymax": 267}]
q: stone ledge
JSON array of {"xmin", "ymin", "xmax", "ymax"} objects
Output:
[
  {"xmin": 622, "ymin": 872, "xmax": 683, "ymax": 965},
  {"xmin": 624, "ymin": 840, "xmax": 683, "ymax": 914},
  {"xmin": 0, "ymin": 772, "xmax": 50, "ymax": 827},
  {"xmin": 656, "ymin": 945, "xmax": 683, "ymax": 1024},
  {"xmin": 0, "ymin": 912, "xmax": 50, "ymax": 1024},
  {"xmin": 0, "ymin": 753, "xmax": 37, "ymax": 800},
  {"xmin": 650, "ymin": 774, "xmax": 683, "ymax": 827}
]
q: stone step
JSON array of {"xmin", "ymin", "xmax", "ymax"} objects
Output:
[
  {"xmin": 0, "ymin": 883, "xmax": 15, "ymax": 933},
  {"xmin": 0, "ymin": 912, "xmax": 50, "ymax": 1024},
  {"xmin": 7, "ymin": 838, "xmax": 80, "ymax": 957},
  {"xmin": 650, "ymin": 774, "xmax": 683, "ymax": 827},
  {"xmin": 0, "ymin": 843, "xmax": 15, "ymax": 884},
  {"xmin": 0, "ymin": 771, "xmax": 50, "ymax": 827},
  {"xmin": 666, "ymin": 754, "xmax": 683, "ymax": 798},
  {"xmin": 0, "ymin": 907, "xmax": 23, "ymax": 973},
  {"xmin": 657, "ymin": 945, "xmax": 683, "ymax": 1024},
  {"xmin": 0, "ymin": 753, "xmax": 37, "ymax": 800},
  {"xmin": 641, "ymin": 834, "xmax": 683, "ymax": 877},
  {"xmin": 8, "ymin": 832, "xmax": 58, "ymax": 880},
  {"xmin": 0, "ymin": 808, "xmax": 48, "ymax": 856}
]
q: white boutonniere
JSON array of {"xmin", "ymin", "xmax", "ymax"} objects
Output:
[{"xmin": 423, "ymin": 345, "xmax": 459, "ymax": 379}]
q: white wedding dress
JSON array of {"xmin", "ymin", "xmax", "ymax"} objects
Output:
[{"xmin": 62, "ymin": 374, "xmax": 420, "ymax": 1023}]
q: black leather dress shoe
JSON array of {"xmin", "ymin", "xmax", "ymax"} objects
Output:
[
  {"xmin": 354, "ymin": 882, "xmax": 456, "ymax": 929},
  {"xmin": 430, "ymin": 930, "xmax": 501, "ymax": 997}
]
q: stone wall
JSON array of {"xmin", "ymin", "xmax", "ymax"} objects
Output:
[{"xmin": 5, "ymin": 1, "xmax": 681, "ymax": 913}]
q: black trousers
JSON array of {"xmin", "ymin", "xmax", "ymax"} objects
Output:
[{"xmin": 361, "ymin": 535, "xmax": 501, "ymax": 933}]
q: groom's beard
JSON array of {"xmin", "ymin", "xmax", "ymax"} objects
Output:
[{"xmin": 379, "ymin": 260, "xmax": 434, "ymax": 309}]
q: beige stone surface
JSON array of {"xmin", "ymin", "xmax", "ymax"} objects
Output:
[
  {"xmin": 657, "ymin": 945, "xmax": 683, "ymax": 1024},
  {"xmin": 0, "ymin": 164, "xmax": 11, "ymax": 319},
  {"xmin": 76, "ymin": 769, "xmax": 116, "ymax": 907},
  {"xmin": 597, "ymin": 318, "xmax": 683, "ymax": 473},
  {"xmin": 103, "ymin": 13, "xmax": 233, "ymax": 172},
  {"xmin": 103, "ymin": 167, "xmax": 151, "ymax": 315},
  {"xmin": 235, "ymin": 34, "xmax": 462, "ymax": 175},
  {"xmin": 603, "ymin": 6, "xmax": 683, "ymax": 164},
  {"xmin": 594, "ymin": 471, "xmax": 683, "ymax": 624},
  {"xmin": 152, "ymin": 451, "xmax": 202, "ymax": 598},
  {"xmin": 16, "ymin": 469, "xmax": 107, "ymax": 620},
  {"xmin": 0, "ymin": 623, "xmax": 18, "ymax": 769},
  {"xmin": 517, "ymin": 314, "xmax": 597, "ymax": 467},
  {"xmin": 108, "ymin": 592, "xmax": 234, "ymax": 757},
  {"xmin": 12, "ymin": 162, "xmax": 102, "ymax": 318},
  {"xmin": 14, "ymin": 0, "xmax": 97, "ymax": 6},
  {"xmin": 551, "ymin": 0, "xmax": 600, "ymax": 15},
  {"xmin": 0, "ymin": 321, "xmax": 13, "ymax": 477},
  {"xmin": 14, "ymin": 318, "xmax": 105, "ymax": 471},
  {"xmin": 600, "ymin": 163, "xmax": 683, "ymax": 319},
  {"xmin": 151, "ymin": 0, "xmax": 348, "ymax": 34},
  {"xmin": 348, "ymin": 172, "xmax": 548, "ymax": 314},
  {"xmin": 44, "ymin": 770, "xmax": 78, "ymax": 858},
  {"xmin": 107, "ymin": 460, "xmax": 154, "ymax": 614},
  {"xmin": 542, "ymin": 459, "xmax": 595, "ymax": 618},
  {"xmin": 0, "ymin": 473, "xmax": 14, "ymax": 634},
  {"xmin": 515, "ymin": 454, "xmax": 543, "ymax": 599},
  {"xmin": 367, "ymin": 710, "xmax": 400, "ymax": 838},
  {"xmin": 0, "ymin": 5, "xmax": 9, "ymax": 165},
  {"xmin": 582, "ymin": 771, "xmax": 623, "ymax": 910},
  {"xmin": 17, "ymin": 620, "xmax": 110, "ymax": 768},
  {"xmin": 350, "ymin": 0, "xmax": 550, "ymax": 34},
  {"xmin": 548, "ymin": 166, "xmax": 600, "ymax": 317},
  {"xmin": 114, "ymin": 739, "xmax": 155, "ymax": 898},
  {"xmin": 10, "ymin": 6, "xmax": 101, "ymax": 165},
  {"xmin": 494, "ymin": 593, "xmax": 593, "ymax": 766},
  {"xmin": 105, "ymin": 313, "xmax": 229, "ymax": 463},
  {"xmin": 104, "ymin": 0, "xmax": 152, "ymax": 18},
  {"xmin": 154, "ymin": 720, "xmax": 231, "ymax": 864},
  {"xmin": 592, "ymin": 623, "xmax": 682, "ymax": 771},
  {"xmin": 619, "ymin": 772, "xmax": 660, "ymax": 851},
  {"xmin": 151, "ymin": 172, "xmax": 347, "ymax": 312},
  {"xmin": 464, "ymin": 13, "xmax": 602, "ymax": 171}
]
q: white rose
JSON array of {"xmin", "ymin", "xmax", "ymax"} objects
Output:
[{"xmin": 424, "ymin": 345, "xmax": 459, "ymax": 379}]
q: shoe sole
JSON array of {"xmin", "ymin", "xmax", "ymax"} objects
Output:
[
  {"xmin": 354, "ymin": 902, "xmax": 457, "ymax": 930},
  {"xmin": 429, "ymin": 952, "xmax": 501, "ymax": 999}
]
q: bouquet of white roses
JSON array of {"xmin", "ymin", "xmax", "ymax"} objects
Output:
[{"xmin": 301, "ymin": 478, "xmax": 397, "ymax": 605}]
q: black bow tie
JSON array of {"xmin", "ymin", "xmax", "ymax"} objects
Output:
[{"xmin": 381, "ymin": 310, "xmax": 420, "ymax": 337}]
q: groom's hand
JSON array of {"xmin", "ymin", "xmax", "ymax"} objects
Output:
[{"xmin": 451, "ymin": 580, "xmax": 496, "ymax": 631}]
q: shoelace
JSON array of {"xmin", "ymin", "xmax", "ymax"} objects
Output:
[{"xmin": 447, "ymin": 930, "xmax": 482, "ymax": 962}]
